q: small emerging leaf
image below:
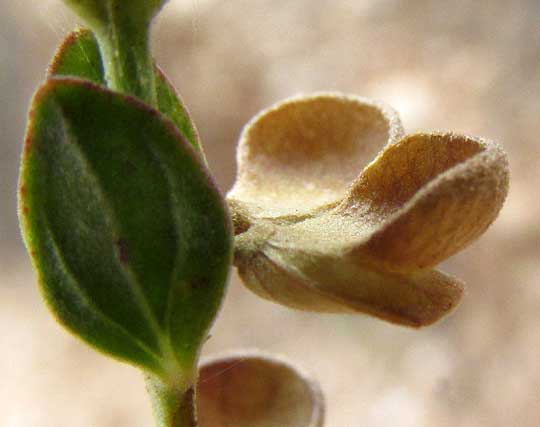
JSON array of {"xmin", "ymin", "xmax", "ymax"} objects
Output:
[
  {"xmin": 19, "ymin": 78, "xmax": 232, "ymax": 378},
  {"xmin": 197, "ymin": 351, "xmax": 324, "ymax": 427},
  {"xmin": 48, "ymin": 28, "xmax": 204, "ymax": 158}
]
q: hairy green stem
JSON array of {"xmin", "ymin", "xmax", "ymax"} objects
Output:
[
  {"xmin": 62, "ymin": 0, "xmax": 165, "ymax": 104},
  {"xmin": 146, "ymin": 376, "xmax": 197, "ymax": 427},
  {"xmin": 93, "ymin": 11, "xmax": 157, "ymax": 106}
]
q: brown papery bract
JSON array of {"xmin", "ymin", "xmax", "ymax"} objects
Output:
[
  {"xmin": 228, "ymin": 93, "xmax": 509, "ymax": 327},
  {"xmin": 197, "ymin": 351, "xmax": 324, "ymax": 427}
]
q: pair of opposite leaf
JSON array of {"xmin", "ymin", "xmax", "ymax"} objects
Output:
[{"xmin": 20, "ymin": 28, "xmax": 231, "ymax": 381}]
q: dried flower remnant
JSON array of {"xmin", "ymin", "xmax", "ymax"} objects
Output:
[
  {"xmin": 197, "ymin": 351, "xmax": 324, "ymax": 427},
  {"xmin": 228, "ymin": 93, "xmax": 509, "ymax": 327}
]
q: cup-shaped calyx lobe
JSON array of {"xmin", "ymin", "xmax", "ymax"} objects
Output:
[
  {"xmin": 228, "ymin": 93, "xmax": 509, "ymax": 327},
  {"xmin": 197, "ymin": 351, "xmax": 324, "ymax": 427},
  {"xmin": 18, "ymin": 36, "xmax": 232, "ymax": 380}
]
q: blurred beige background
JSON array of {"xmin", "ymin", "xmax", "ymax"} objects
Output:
[{"xmin": 1, "ymin": 0, "xmax": 539, "ymax": 426}]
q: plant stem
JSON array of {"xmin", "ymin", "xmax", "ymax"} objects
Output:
[
  {"xmin": 93, "ymin": 8, "xmax": 157, "ymax": 106},
  {"xmin": 146, "ymin": 375, "xmax": 197, "ymax": 427}
]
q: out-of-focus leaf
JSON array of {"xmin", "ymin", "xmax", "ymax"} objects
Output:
[
  {"xmin": 19, "ymin": 78, "xmax": 232, "ymax": 378},
  {"xmin": 62, "ymin": 0, "xmax": 168, "ymax": 30},
  {"xmin": 48, "ymin": 28, "xmax": 203, "ymax": 158},
  {"xmin": 197, "ymin": 352, "xmax": 324, "ymax": 427}
]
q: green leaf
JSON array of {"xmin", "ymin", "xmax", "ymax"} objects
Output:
[
  {"xmin": 19, "ymin": 77, "xmax": 232, "ymax": 379},
  {"xmin": 49, "ymin": 29, "xmax": 105, "ymax": 83},
  {"xmin": 49, "ymin": 29, "xmax": 204, "ymax": 159}
]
